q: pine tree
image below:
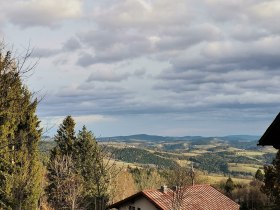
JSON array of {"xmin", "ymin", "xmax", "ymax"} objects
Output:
[
  {"xmin": 0, "ymin": 48, "xmax": 43, "ymax": 209},
  {"xmin": 0, "ymin": 53, "xmax": 22, "ymax": 208},
  {"xmin": 50, "ymin": 115, "xmax": 76, "ymax": 159},
  {"xmin": 47, "ymin": 116, "xmax": 81, "ymax": 209},
  {"xmin": 9, "ymin": 88, "xmax": 43, "ymax": 210},
  {"xmin": 75, "ymin": 126, "xmax": 112, "ymax": 209},
  {"xmin": 225, "ymin": 177, "xmax": 235, "ymax": 196}
]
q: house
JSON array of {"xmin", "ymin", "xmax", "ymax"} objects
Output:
[
  {"xmin": 108, "ymin": 185, "xmax": 239, "ymax": 210},
  {"xmin": 258, "ymin": 112, "xmax": 280, "ymax": 149}
]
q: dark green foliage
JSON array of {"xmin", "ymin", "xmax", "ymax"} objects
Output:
[
  {"xmin": 162, "ymin": 143, "xmax": 187, "ymax": 150},
  {"xmin": 51, "ymin": 115, "xmax": 76, "ymax": 159},
  {"xmin": 262, "ymin": 150, "xmax": 280, "ymax": 206},
  {"xmin": 47, "ymin": 123, "xmax": 113, "ymax": 210},
  {"xmin": 255, "ymin": 169, "xmax": 264, "ymax": 182},
  {"xmin": 47, "ymin": 116, "xmax": 80, "ymax": 209},
  {"xmin": 153, "ymin": 151, "xmax": 186, "ymax": 160},
  {"xmin": 0, "ymin": 48, "xmax": 43, "ymax": 209},
  {"xmin": 110, "ymin": 147, "xmax": 179, "ymax": 168},
  {"xmin": 39, "ymin": 141, "xmax": 56, "ymax": 165},
  {"xmin": 189, "ymin": 153, "xmax": 229, "ymax": 174},
  {"xmin": 75, "ymin": 126, "xmax": 110, "ymax": 209},
  {"xmin": 225, "ymin": 177, "xmax": 235, "ymax": 195},
  {"xmin": 189, "ymin": 151, "xmax": 264, "ymax": 175}
]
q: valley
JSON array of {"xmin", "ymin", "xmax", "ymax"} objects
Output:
[{"xmin": 40, "ymin": 134, "xmax": 277, "ymax": 183}]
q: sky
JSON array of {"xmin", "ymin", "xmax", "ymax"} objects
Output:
[{"xmin": 1, "ymin": 0, "xmax": 280, "ymax": 137}]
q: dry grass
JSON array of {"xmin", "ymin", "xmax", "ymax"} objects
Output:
[
  {"xmin": 236, "ymin": 151, "xmax": 265, "ymax": 156},
  {"xmin": 203, "ymin": 174, "xmax": 252, "ymax": 185},
  {"xmin": 228, "ymin": 163, "xmax": 261, "ymax": 174}
]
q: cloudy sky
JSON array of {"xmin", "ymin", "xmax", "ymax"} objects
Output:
[{"xmin": 1, "ymin": 0, "xmax": 280, "ymax": 137}]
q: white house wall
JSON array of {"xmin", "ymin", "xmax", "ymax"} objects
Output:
[{"xmin": 119, "ymin": 197, "xmax": 159, "ymax": 210}]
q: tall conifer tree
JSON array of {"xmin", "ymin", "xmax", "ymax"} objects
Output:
[
  {"xmin": 47, "ymin": 116, "xmax": 80, "ymax": 209},
  {"xmin": 0, "ymin": 47, "xmax": 43, "ymax": 209},
  {"xmin": 75, "ymin": 126, "xmax": 111, "ymax": 209},
  {"xmin": 50, "ymin": 115, "xmax": 76, "ymax": 159}
]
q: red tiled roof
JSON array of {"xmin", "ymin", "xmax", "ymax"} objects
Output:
[
  {"xmin": 108, "ymin": 185, "xmax": 239, "ymax": 210},
  {"xmin": 143, "ymin": 185, "xmax": 239, "ymax": 210}
]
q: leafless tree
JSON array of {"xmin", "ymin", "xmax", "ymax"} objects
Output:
[
  {"xmin": 47, "ymin": 155, "xmax": 83, "ymax": 210},
  {"xmin": 167, "ymin": 164, "xmax": 196, "ymax": 210}
]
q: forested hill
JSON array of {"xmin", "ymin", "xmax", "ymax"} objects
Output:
[
  {"xmin": 98, "ymin": 134, "xmax": 260, "ymax": 142},
  {"xmin": 43, "ymin": 134, "xmax": 261, "ymax": 150},
  {"xmin": 39, "ymin": 134, "xmax": 276, "ymax": 178},
  {"xmin": 42, "ymin": 134, "xmax": 261, "ymax": 151}
]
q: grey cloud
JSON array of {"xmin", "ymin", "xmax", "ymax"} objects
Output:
[
  {"xmin": 229, "ymin": 25, "xmax": 269, "ymax": 41},
  {"xmin": 86, "ymin": 68, "xmax": 146, "ymax": 83},
  {"xmin": 32, "ymin": 48, "xmax": 60, "ymax": 58},
  {"xmin": 155, "ymin": 24, "xmax": 222, "ymax": 51},
  {"xmin": 77, "ymin": 30, "xmax": 152, "ymax": 65},
  {"xmin": 8, "ymin": 9, "xmax": 58, "ymax": 28},
  {"xmin": 75, "ymin": 1, "xmax": 223, "ymax": 65},
  {"xmin": 5, "ymin": 0, "xmax": 82, "ymax": 28},
  {"xmin": 74, "ymin": 0, "xmax": 280, "ymax": 71},
  {"xmin": 76, "ymin": 53, "xmax": 95, "ymax": 67},
  {"xmin": 169, "ymin": 36, "xmax": 280, "ymax": 73},
  {"xmin": 93, "ymin": 0, "xmax": 192, "ymax": 31},
  {"xmin": 86, "ymin": 71, "xmax": 130, "ymax": 82},
  {"xmin": 28, "ymin": 0, "xmax": 280, "ymax": 128},
  {"xmin": 41, "ymin": 84, "xmax": 134, "ymax": 116},
  {"xmin": 133, "ymin": 68, "xmax": 146, "ymax": 77},
  {"xmin": 31, "ymin": 37, "xmax": 82, "ymax": 59},
  {"xmin": 63, "ymin": 38, "xmax": 81, "ymax": 51}
]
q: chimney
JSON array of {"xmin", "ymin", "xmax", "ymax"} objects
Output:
[{"xmin": 161, "ymin": 185, "xmax": 168, "ymax": 193}]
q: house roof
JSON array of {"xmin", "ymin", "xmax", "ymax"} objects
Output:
[
  {"xmin": 108, "ymin": 185, "xmax": 239, "ymax": 210},
  {"xmin": 258, "ymin": 112, "xmax": 280, "ymax": 149}
]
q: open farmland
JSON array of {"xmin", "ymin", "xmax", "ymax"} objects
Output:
[
  {"xmin": 97, "ymin": 134, "xmax": 277, "ymax": 179},
  {"xmin": 40, "ymin": 134, "xmax": 277, "ymax": 181}
]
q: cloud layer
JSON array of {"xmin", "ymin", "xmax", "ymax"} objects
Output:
[{"xmin": 2, "ymin": 0, "xmax": 280, "ymax": 136}]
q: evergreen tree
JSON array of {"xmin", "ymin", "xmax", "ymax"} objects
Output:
[
  {"xmin": 50, "ymin": 115, "xmax": 76, "ymax": 159},
  {"xmin": 9, "ymin": 89, "xmax": 43, "ymax": 210},
  {"xmin": 225, "ymin": 177, "xmax": 235, "ymax": 196},
  {"xmin": 47, "ymin": 116, "xmax": 81, "ymax": 209},
  {"xmin": 75, "ymin": 126, "xmax": 111, "ymax": 209},
  {"xmin": 262, "ymin": 150, "xmax": 280, "ymax": 205},
  {"xmin": 255, "ymin": 168, "xmax": 264, "ymax": 182},
  {"xmin": 0, "ymin": 48, "xmax": 43, "ymax": 209}
]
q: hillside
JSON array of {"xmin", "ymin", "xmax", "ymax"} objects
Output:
[{"xmin": 40, "ymin": 134, "xmax": 277, "ymax": 178}]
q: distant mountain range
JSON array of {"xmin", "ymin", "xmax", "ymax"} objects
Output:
[
  {"xmin": 97, "ymin": 134, "xmax": 260, "ymax": 142},
  {"xmin": 42, "ymin": 134, "xmax": 260, "ymax": 144}
]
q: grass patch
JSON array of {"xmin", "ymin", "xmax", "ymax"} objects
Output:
[
  {"xmin": 228, "ymin": 163, "xmax": 261, "ymax": 174},
  {"xmin": 203, "ymin": 174, "xmax": 252, "ymax": 185}
]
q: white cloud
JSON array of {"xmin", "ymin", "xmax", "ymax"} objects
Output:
[
  {"xmin": 74, "ymin": 115, "xmax": 115, "ymax": 124},
  {"xmin": 252, "ymin": 1, "xmax": 280, "ymax": 19},
  {"xmin": 4, "ymin": 0, "xmax": 82, "ymax": 28}
]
